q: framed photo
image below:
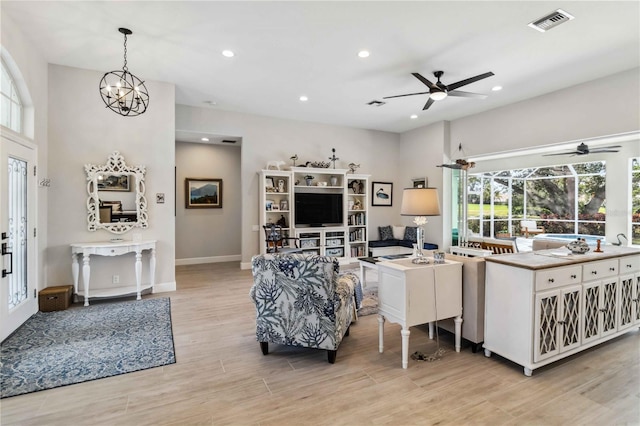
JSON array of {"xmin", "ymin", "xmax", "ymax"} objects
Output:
[
  {"xmin": 265, "ymin": 177, "xmax": 274, "ymax": 189},
  {"xmin": 280, "ymin": 200, "xmax": 288, "ymax": 210},
  {"xmin": 97, "ymin": 173, "xmax": 130, "ymax": 191},
  {"xmin": 271, "ymin": 204, "xmax": 280, "ymax": 211},
  {"xmin": 265, "ymin": 199, "xmax": 274, "ymax": 211},
  {"xmin": 412, "ymin": 178, "xmax": 428, "ymax": 188},
  {"xmin": 372, "ymin": 181, "xmax": 393, "ymax": 206},
  {"xmin": 185, "ymin": 178, "xmax": 222, "ymax": 208}
]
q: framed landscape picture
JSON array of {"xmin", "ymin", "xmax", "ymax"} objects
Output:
[
  {"xmin": 185, "ymin": 178, "xmax": 223, "ymax": 208},
  {"xmin": 372, "ymin": 181, "xmax": 392, "ymax": 206}
]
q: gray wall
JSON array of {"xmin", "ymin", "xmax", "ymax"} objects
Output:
[
  {"xmin": 47, "ymin": 64, "xmax": 177, "ymax": 293},
  {"xmin": 449, "ymin": 68, "xmax": 640, "ymax": 159},
  {"xmin": 176, "ymin": 105, "xmax": 402, "ymax": 267},
  {"xmin": 175, "ymin": 142, "xmax": 241, "ymax": 263}
]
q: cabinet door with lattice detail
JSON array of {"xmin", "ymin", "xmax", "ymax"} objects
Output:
[
  {"xmin": 634, "ymin": 275, "xmax": 640, "ymax": 325},
  {"xmin": 534, "ymin": 290, "xmax": 561, "ymax": 362},
  {"xmin": 558, "ymin": 285, "xmax": 582, "ymax": 353},
  {"xmin": 600, "ymin": 278, "xmax": 619, "ymax": 338},
  {"xmin": 582, "ymin": 281, "xmax": 602, "ymax": 345},
  {"xmin": 618, "ymin": 274, "xmax": 636, "ymax": 331}
]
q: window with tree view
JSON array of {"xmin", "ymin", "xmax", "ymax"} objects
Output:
[{"xmin": 467, "ymin": 161, "xmax": 607, "ymax": 238}]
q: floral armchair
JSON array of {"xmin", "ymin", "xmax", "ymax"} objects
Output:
[{"xmin": 250, "ymin": 253, "xmax": 359, "ymax": 363}]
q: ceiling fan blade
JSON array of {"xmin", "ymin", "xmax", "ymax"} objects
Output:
[
  {"xmin": 543, "ymin": 152, "xmax": 580, "ymax": 157},
  {"xmin": 447, "ymin": 72, "xmax": 495, "ymax": 91},
  {"xmin": 412, "ymin": 73, "xmax": 436, "ymax": 89},
  {"xmin": 423, "ymin": 97, "xmax": 435, "ymax": 110},
  {"xmin": 383, "ymin": 91, "xmax": 430, "ymax": 99},
  {"xmin": 590, "ymin": 149, "xmax": 620, "ymax": 153},
  {"xmin": 437, "ymin": 164, "xmax": 462, "ymax": 169},
  {"xmin": 448, "ymin": 90, "xmax": 488, "ymax": 99}
]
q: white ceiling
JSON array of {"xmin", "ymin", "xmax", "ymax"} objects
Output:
[{"xmin": 3, "ymin": 1, "xmax": 639, "ymax": 134}]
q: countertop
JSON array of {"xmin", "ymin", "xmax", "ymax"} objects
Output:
[{"xmin": 484, "ymin": 246, "xmax": 640, "ymax": 270}]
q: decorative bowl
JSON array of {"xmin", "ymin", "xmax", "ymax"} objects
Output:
[
  {"xmin": 567, "ymin": 239, "xmax": 590, "ymax": 254},
  {"xmin": 309, "ymin": 161, "xmax": 330, "ymax": 168}
]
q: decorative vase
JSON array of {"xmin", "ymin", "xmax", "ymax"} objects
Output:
[
  {"xmin": 330, "ymin": 176, "xmax": 338, "ymax": 186},
  {"xmin": 305, "ymin": 178, "xmax": 312, "ymax": 186},
  {"xmin": 567, "ymin": 239, "xmax": 590, "ymax": 254}
]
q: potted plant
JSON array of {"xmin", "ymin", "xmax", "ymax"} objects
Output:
[{"xmin": 304, "ymin": 175, "xmax": 314, "ymax": 186}]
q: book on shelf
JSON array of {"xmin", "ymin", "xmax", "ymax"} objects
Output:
[{"xmin": 347, "ymin": 212, "xmax": 366, "ymax": 226}]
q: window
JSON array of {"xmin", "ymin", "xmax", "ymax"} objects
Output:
[
  {"xmin": 1, "ymin": 58, "xmax": 22, "ymax": 133},
  {"xmin": 632, "ymin": 158, "xmax": 640, "ymax": 245},
  {"xmin": 467, "ymin": 161, "xmax": 606, "ymax": 238}
]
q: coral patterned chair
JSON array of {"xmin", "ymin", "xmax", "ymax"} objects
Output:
[{"xmin": 249, "ymin": 253, "xmax": 359, "ymax": 363}]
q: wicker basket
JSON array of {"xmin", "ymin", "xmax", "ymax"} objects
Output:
[{"xmin": 39, "ymin": 285, "xmax": 73, "ymax": 312}]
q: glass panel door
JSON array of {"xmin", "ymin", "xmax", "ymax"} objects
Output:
[{"xmin": 1, "ymin": 135, "xmax": 37, "ymax": 341}]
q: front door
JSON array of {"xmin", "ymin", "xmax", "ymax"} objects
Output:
[{"xmin": 0, "ymin": 134, "xmax": 37, "ymax": 341}]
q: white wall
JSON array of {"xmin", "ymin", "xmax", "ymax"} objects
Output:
[
  {"xmin": 398, "ymin": 121, "xmax": 450, "ymax": 249},
  {"xmin": 176, "ymin": 105, "xmax": 401, "ymax": 266},
  {"xmin": 449, "ymin": 68, "xmax": 640, "ymax": 159},
  {"xmin": 1, "ymin": 12, "xmax": 49, "ymax": 290},
  {"xmin": 175, "ymin": 142, "xmax": 241, "ymax": 263},
  {"xmin": 47, "ymin": 64, "xmax": 176, "ymax": 293}
]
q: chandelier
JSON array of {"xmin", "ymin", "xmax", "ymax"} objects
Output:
[{"xmin": 99, "ymin": 28, "xmax": 149, "ymax": 117}]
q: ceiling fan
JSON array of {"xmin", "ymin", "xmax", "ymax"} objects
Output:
[
  {"xmin": 436, "ymin": 144, "xmax": 476, "ymax": 170},
  {"xmin": 543, "ymin": 142, "xmax": 622, "ymax": 156},
  {"xmin": 384, "ymin": 70, "xmax": 495, "ymax": 111},
  {"xmin": 436, "ymin": 159, "xmax": 476, "ymax": 170}
]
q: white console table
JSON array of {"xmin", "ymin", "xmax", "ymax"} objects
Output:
[
  {"xmin": 70, "ymin": 240, "xmax": 156, "ymax": 306},
  {"xmin": 376, "ymin": 257, "xmax": 463, "ymax": 368}
]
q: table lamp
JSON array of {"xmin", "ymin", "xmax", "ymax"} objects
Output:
[{"xmin": 401, "ymin": 188, "xmax": 441, "ymax": 264}]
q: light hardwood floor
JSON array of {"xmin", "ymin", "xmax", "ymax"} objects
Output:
[{"xmin": 2, "ymin": 262, "xmax": 639, "ymax": 425}]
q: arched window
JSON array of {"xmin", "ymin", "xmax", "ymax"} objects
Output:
[{"xmin": 1, "ymin": 58, "xmax": 23, "ymax": 133}]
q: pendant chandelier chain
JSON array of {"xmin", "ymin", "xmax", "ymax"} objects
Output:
[{"xmin": 122, "ymin": 33, "xmax": 128, "ymax": 72}]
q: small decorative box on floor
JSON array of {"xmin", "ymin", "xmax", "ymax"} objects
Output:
[{"xmin": 39, "ymin": 285, "xmax": 73, "ymax": 312}]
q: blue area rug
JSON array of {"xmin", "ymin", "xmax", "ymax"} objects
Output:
[{"xmin": 1, "ymin": 297, "xmax": 176, "ymax": 398}]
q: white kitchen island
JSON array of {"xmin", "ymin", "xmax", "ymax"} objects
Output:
[{"xmin": 483, "ymin": 246, "xmax": 640, "ymax": 376}]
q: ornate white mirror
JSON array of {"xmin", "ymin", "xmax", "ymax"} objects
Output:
[{"xmin": 86, "ymin": 151, "xmax": 148, "ymax": 234}]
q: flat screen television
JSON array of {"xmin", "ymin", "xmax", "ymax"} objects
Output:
[{"xmin": 295, "ymin": 192, "xmax": 343, "ymax": 226}]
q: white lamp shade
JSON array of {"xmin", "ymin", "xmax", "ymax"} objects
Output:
[{"xmin": 400, "ymin": 188, "xmax": 441, "ymax": 216}]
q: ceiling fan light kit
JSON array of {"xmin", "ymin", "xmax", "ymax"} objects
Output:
[
  {"xmin": 384, "ymin": 70, "xmax": 494, "ymax": 111},
  {"xmin": 99, "ymin": 28, "xmax": 149, "ymax": 117}
]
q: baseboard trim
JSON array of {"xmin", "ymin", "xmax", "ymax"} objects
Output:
[
  {"xmin": 154, "ymin": 281, "xmax": 176, "ymax": 293},
  {"xmin": 175, "ymin": 255, "xmax": 241, "ymax": 266},
  {"xmin": 240, "ymin": 261, "xmax": 252, "ymax": 270}
]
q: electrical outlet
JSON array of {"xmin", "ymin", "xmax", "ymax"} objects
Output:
[{"xmin": 112, "ymin": 275, "xmax": 120, "ymax": 284}]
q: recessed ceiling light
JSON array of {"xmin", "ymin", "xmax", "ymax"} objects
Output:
[
  {"xmin": 358, "ymin": 50, "xmax": 370, "ymax": 58},
  {"xmin": 201, "ymin": 137, "xmax": 209, "ymax": 142},
  {"xmin": 492, "ymin": 86, "xmax": 503, "ymax": 91},
  {"xmin": 222, "ymin": 50, "xmax": 235, "ymax": 58},
  {"xmin": 410, "ymin": 114, "xmax": 418, "ymax": 119},
  {"xmin": 299, "ymin": 95, "xmax": 308, "ymax": 102}
]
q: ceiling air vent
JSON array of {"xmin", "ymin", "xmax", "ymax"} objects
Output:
[
  {"xmin": 528, "ymin": 9, "xmax": 574, "ymax": 32},
  {"xmin": 367, "ymin": 100, "xmax": 386, "ymax": 107},
  {"xmin": 222, "ymin": 139, "xmax": 237, "ymax": 144}
]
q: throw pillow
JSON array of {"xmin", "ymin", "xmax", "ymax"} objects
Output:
[
  {"xmin": 404, "ymin": 226, "xmax": 418, "ymax": 243},
  {"xmin": 392, "ymin": 225, "xmax": 405, "ymax": 240},
  {"xmin": 378, "ymin": 226, "xmax": 394, "ymax": 241}
]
